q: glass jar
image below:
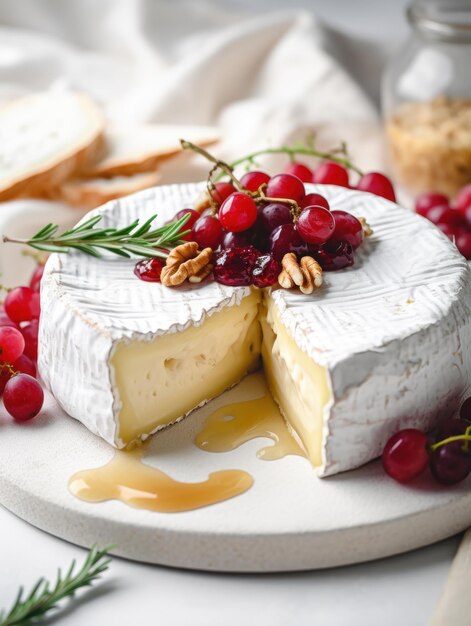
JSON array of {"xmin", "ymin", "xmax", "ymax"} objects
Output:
[{"xmin": 382, "ymin": 0, "xmax": 471, "ymax": 198}]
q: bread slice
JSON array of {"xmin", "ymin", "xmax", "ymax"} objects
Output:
[
  {"xmin": 58, "ymin": 171, "xmax": 161, "ymax": 209},
  {"xmin": 83, "ymin": 124, "xmax": 219, "ymax": 177},
  {"xmin": 0, "ymin": 92, "xmax": 105, "ymax": 201}
]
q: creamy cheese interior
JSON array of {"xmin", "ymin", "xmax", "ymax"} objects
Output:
[
  {"xmin": 260, "ymin": 298, "xmax": 332, "ymax": 467},
  {"xmin": 111, "ymin": 292, "xmax": 262, "ymax": 444}
]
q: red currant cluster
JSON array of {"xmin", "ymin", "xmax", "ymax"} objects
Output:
[
  {"xmin": 0, "ymin": 265, "xmax": 44, "ymax": 422},
  {"xmin": 383, "ymin": 398, "xmax": 471, "ymax": 486},
  {"xmin": 415, "ymin": 184, "xmax": 471, "ymax": 259},
  {"xmin": 135, "ymin": 161, "xmax": 396, "ymax": 286}
]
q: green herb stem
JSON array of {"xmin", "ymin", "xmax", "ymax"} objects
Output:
[{"xmin": 0, "ymin": 545, "xmax": 113, "ymax": 626}]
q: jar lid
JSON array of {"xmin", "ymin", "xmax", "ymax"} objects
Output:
[{"xmin": 408, "ymin": 0, "xmax": 471, "ymax": 42}]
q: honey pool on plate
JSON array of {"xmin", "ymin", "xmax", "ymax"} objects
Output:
[{"xmin": 69, "ymin": 377, "xmax": 307, "ymax": 513}]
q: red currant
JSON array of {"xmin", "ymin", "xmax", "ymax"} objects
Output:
[
  {"xmin": 435, "ymin": 418, "xmax": 469, "ymax": 442},
  {"xmin": 357, "ymin": 172, "xmax": 396, "ymax": 202},
  {"xmin": 4, "ymin": 287, "xmax": 40, "ymax": 324},
  {"xmin": 0, "ymin": 310, "xmax": 18, "ymax": 329},
  {"xmin": 213, "ymin": 246, "xmax": 259, "ymax": 286},
  {"xmin": 222, "ymin": 230, "xmax": 254, "ymax": 249},
  {"xmin": 283, "ymin": 162, "xmax": 313, "ymax": 183},
  {"xmin": 175, "ymin": 208, "xmax": 200, "ymax": 241},
  {"xmin": 192, "ymin": 216, "xmax": 223, "ymax": 250},
  {"xmin": 315, "ymin": 240, "xmax": 354, "ymax": 271},
  {"xmin": 382, "ymin": 429, "xmax": 429, "ymax": 482},
  {"xmin": 134, "ymin": 258, "xmax": 164, "ymax": 282},
  {"xmin": 297, "ymin": 206, "xmax": 335, "ymax": 245},
  {"xmin": 437, "ymin": 223, "xmax": 456, "ymax": 240},
  {"xmin": 330, "ymin": 210, "xmax": 364, "ymax": 249},
  {"xmin": 0, "ymin": 326, "xmax": 25, "ymax": 363},
  {"xmin": 211, "ymin": 182, "xmax": 236, "ymax": 205},
  {"xmin": 258, "ymin": 203, "xmax": 292, "ymax": 235},
  {"xmin": 3, "ymin": 373, "xmax": 44, "ymax": 422},
  {"xmin": 251, "ymin": 254, "xmax": 280, "ymax": 288},
  {"xmin": 266, "ymin": 174, "xmax": 305, "ymax": 202},
  {"xmin": 269, "ymin": 224, "xmax": 309, "ymax": 261},
  {"xmin": 455, "ymin": 230, "xmax": 471, "ymax": 259},
  {"xmin": 312, "ymin": 161, "xmax": 349, "ymax": 187},
  {"xmin": 460, "ymin": 397, "xmax": 471, "ymax": 422},
  {"xmin": 219, "ymin": 192, "xmax": 258, "ymax": 233},
  {"xmin": 240, "ymin": 171, "xmax": 270, "ymax": 193},
  {"xmin": 427, "ymin": 206, "xmax": 464, "ymax": 228},
  {"xmin": 300, "ymin": 193, "xmax": 330, "ymax": 211},
  {"xmin": 415, "ymin": 192, "xmax": 449, "ymax": 217},
  {"xmin": 430, "ymin": 444, "xmax": 471, "ymax": 485},
  {"xmin": 12, "ymin": 354, "xmax": 36, "ymax": 378},
  {"xmin": 456, "ymin": 184, "xmax": 471, "ymax": 212},
  {"xmin": 29, "ymin": 264, "xmax": 45, "ymax": 292},
  {"xmin": 21, "ymin": 319, "xmax": 39, "ymax": 361}
]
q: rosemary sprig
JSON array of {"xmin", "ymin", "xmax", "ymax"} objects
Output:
[
  {"xmin": 2, "ymin": 213, "xmax": 191, "ymax": 260},
  {"xmin": 0, "ymin": 545, "xmax": 113, "ymax": 626}
]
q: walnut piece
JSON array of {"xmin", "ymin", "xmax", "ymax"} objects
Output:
[
  {"xmin": 278, "ymin": 252, "xmax": 323, "ymax": 295},
  {"xmin": 161, "ymin": 242, "xmax": 213, "ymax": 287},
  {"xmin": 358, "ymin": 216, "xmax": 373, "ymax": 237}
]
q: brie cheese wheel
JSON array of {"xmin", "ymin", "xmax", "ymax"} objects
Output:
[{"xmin": 38, "ymin": 183, "xmax": 471, "ymax": 477}]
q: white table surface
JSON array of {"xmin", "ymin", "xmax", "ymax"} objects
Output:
[{"xmin": 0, "ymin": 1, "xmax": 462, "ymax": 624}]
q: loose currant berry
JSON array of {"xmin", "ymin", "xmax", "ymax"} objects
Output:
[
  {"xmin": 258, "ymin": 203, "xmax": 292, "ymax": 235},
  {"xmin": 211, "ymin": 182, "xmax": 236, "ymax": 204},
  {"xmin": 330, "ymin": 210, "xmax": 364, "ymax": 249},
  {"xmin": 312, "ymin": 161, "xmax": 349, "ymax": 187},
  {"xmin": 283, "ymin": 162, "xmax": 313, "ymax": 183},
  {"xmin": 456, "ymin": 184, "xmax": 471, "ymax": 212},
  {"xmin": 415, "ymin": 192, "xmax": 449, "ymax": 217},
  {"xmin": 29, "ymin": 264, "xmax": 45, "ymax": 292},
  {"xmin": 134, "ymin": 258, "xmax": 164, "ymax": 282},
  {"xmin": 251, "ymin": 254, "xmax": 280, "ymax": 288},
  {"xmin": 427, "ymin": 206, "xmax": 464, "ymax": 228},
  {"xmin": 3, "ymin": 373, "xmax": 44, "ymax": 422},
  {"xmin": 4, "ymin": 286, "xmax": 40, "ymax": 324},
  {"xmin": 357, "ymin": 172, "xmax": 396, "ymax": 202},
  {"xmin": 219, "ymin": 192, "xmax": 258, "ymax": 233},
  {"xmin": 213, "ymin": 246, "xmax": 259, "ymax": 286},
  {"xmin": 175, "ymin": 208, "xmax": 200, "ymax": 241},
  {"xmin": 297, "ymin": 206, "xmax": 335, "ymax": 245},
  {"xmin": 460, "ymin": 397, "xmax": 471, "ymax": 422},
  {"xmin": 455, "ymin": 230, "xmax": 471, "ymax": 260},
  {"xmin": 240, "ymin": 171, "xmax": 270, "ymax": 193},
  {"xmin": 382, "ymin": 429, "xmax": 429, "ymax": 482},
  {"xmin": 269, "ymin": 224, "xmax": 309, "ymax": 261},
  {"xmin": 192, "ymin": 216, "xmax": 224, "ymax": 249},
  {"xmin": 21, "ymin": 319, "xmax": 39, "ymax": 361},
  {"xmin": 430, "ymin": 444, "xmax": 471, "ymax": 485},
  {"xmin": 300, "ymin": 193, "xmax": 330, "ymax": 211},
  {"xmin": 0, "ymin": 326, "xmax": 25, "ymax": 363},
  {"xmin": 222, "ymin": 230, "xmax": 254, "ymax": 250},
  {"xmin": 266, "ymin": 174, "xmax": 305, "ymax": 202}
]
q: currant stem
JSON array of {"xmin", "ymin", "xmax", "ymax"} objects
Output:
[
  {"xmin": 180, "ymin": 140, "xmax": 244, "ymax": 191},
  {"xmin": 431, "ymin": 432, "xmax": 471, "ymax": 451},
  {"xmin": 224, "ymin": 145, "xmax": 364, "ymax": 178},
  {"xmin": 0, "ymin": 362, "xmax": 18, "ymax": 377}
]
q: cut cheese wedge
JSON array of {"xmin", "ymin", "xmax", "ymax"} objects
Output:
[
  {"xmin": 83, "ymin": 124, "xmax": 219, "ymax": 177},
  {"xmin": 58, "ymin": 172, "xmax": 161, "ymax": 209},
  {"xmin": 0, "ymin": 92, "xmax": 104, "ymax": 200},
  {"xmin": 38, "ymin": 183, "xmax": 471, "ymax": 477}
]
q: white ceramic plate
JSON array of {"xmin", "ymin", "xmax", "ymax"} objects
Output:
[{"xmin": 1, "ymin": 373, "xmax": 471, "ymax": 572}]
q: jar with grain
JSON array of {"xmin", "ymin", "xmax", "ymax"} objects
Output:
[{"xmin": 382, "ymin": 0, "xmax": 471, "ymax": 198}]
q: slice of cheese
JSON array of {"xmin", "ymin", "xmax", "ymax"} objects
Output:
[{"xmin": 38, "ymin": 183, "xmax": 471, "ymax": 476}]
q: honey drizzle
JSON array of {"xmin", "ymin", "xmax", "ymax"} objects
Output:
[
  {"xmin": 69, "ymin": 448, "xmax": 253, "ymax": 513},
  {"xmin": 195, "ymin": 393, "xmax": 305, "ymax": 460}
]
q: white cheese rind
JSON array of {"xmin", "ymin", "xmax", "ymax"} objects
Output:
[
  {"xmin": 270, "ymin": 186, "xmax": 471, "ymax": 476},
  {"xmin": 39, "ymin": 183, "xmax": 251, "ymax": 447},
  {"xmin": 39, "ymin": 182, "xmax": 471, "ymax": 476}
]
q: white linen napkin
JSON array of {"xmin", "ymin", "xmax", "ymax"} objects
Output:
[{"xmin": 0, "ymin": 0, "xmax": 385, "ymax": 285}]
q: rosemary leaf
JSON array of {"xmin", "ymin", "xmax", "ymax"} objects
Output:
[{"xmin": 0, "ymin": 545, "xmax": 113, "ymax": 626}]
